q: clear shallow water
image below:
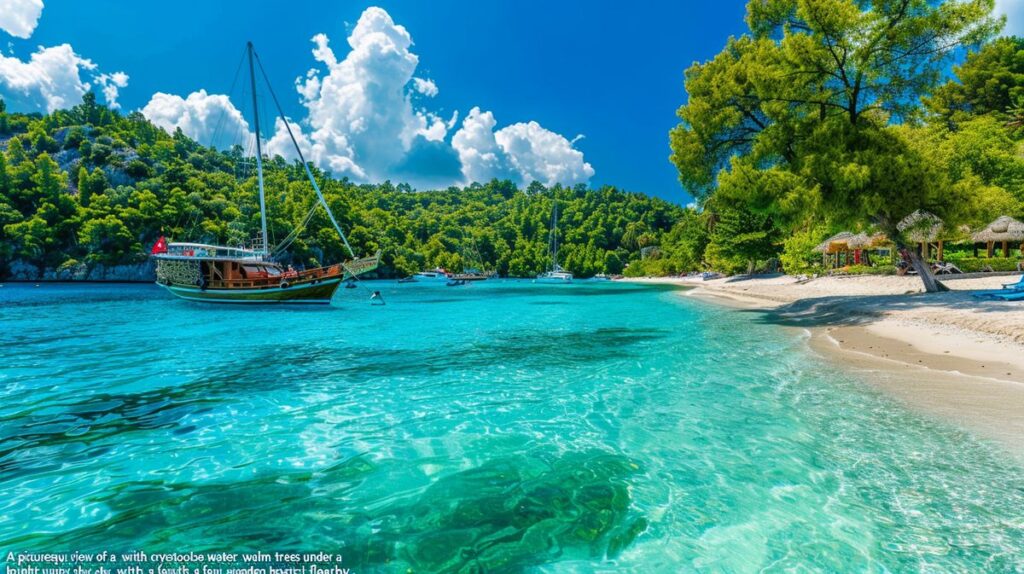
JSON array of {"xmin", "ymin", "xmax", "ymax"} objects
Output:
[{"xmin": 1, "ymin": 281, "xmax": 1023, "ymax": 573}]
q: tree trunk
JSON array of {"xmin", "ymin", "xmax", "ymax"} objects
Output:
[
  {"xmin": 878, "ymin": 216, "xmax": 948, "ymax": 293},
  {"xmin": 900, "ymin": 246, "xmax": 949, "ymax": 293}
]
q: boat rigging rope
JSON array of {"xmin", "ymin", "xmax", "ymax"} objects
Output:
[
  {"xmin": 252, "ymin": 49, "xmax": 356, "ymax": 259},
  {"xmin": 210, "ymin": 47, "xmax": 247, "ymax": 150},
  {"xmin": 271, "ymin": 201, "xmax": 319, "ymax": 256}
]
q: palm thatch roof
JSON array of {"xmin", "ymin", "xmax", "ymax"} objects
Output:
[
  {"xmin": 897, "ymin": 210, "xmax": 944, "ymax": 243},
  {"xmin": 813, "ymin": 231, "xmax": 885, "ymax": 253},
  {"xmin": 971, "ymin": 215, "xmax": 1024, "ymax": 243}
]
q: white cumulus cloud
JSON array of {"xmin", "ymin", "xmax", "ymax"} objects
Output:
[
  {"xmin": 137, "ymin": 6, "xmax": 593, "ymax": 190},
  {"xmin": 451, "ymin": 107, "xmax": 517, "ymax": 184},
  {"xmin": 412, "ymin": 77, "xmax": 438, "ymax": 97},
  {"xmin": 0, "ymin": 43, "xmax": 126, "ymax": 112},
  {"xmin": 294, "ymin": 7, "xmax": 444, "ymax": 181},
  {"xmin": 0, "ymin": 0, "xmax": 43, "ymax": 39},
  {"xmin": 452, "ymin": 107, "xmax": 594, "ymax": 187},
  {"xmin": 95, "ymin": 71, "xmax": 129, "ymax": 109},
  {"xmin": 0, "ymin": 2, "xmax": 129, "ymax": 114},
  {"xmin": 141, "ymin": 89, "xmax": 251, "ymax": 149},
  {"xmin": 996, "ymin": 0, "xmax": 1024, "ymax": 36},
  {"xmin": 496, "ymin": 121, "xmax": 594, "ymax": 186}
]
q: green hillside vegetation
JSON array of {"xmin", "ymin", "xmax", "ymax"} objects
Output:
[
  {"xmin": 0, "ymin": 93, "xmax": 684, "ymax": 279},
  {"xmin": 4, "ymin": 2, "xmax": 1024, "ymax": 284},
  {"xmin": 668, "ymin": 1, "xmax": 1024, "ymax": 287}
]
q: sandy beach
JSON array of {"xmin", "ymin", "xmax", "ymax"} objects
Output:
[{"xmin": 626, "ymin": 274, "xmax": 1024, "ymax": 454}]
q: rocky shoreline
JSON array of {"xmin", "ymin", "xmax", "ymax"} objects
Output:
[{"xmin": 3, "ymin": 259, "xmax": 155, "ymax": 283}]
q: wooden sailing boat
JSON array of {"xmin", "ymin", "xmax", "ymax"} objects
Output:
[{"xmin": 152, "ymin": 42, "xmax": 379, "ymax": 304}]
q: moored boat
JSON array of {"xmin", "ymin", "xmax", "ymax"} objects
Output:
[
  {"xmin": 536, "ymin": 267, "xmax": 574, "ymax": 283},
  {"xmin": 451, "ymin": 269, "xmax": 489, "ymax": 282},
  {"xmin": 536, "ymin": 200, "xmax": 573, "ymax": 284},
  {"xmin": 154, "ymin": 243, "xmax": 378, "ymax": 304},
  {"xmin": 151, "ymin": 42, "xmax": 378, "ymax": 304},
  {"xmin": 413, "ymin": 268, "xmax": 451, "ymax": 281}
]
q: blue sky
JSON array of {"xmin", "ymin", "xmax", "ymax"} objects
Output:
[{"xmin": 1, "ymin": 1, "xmax": 1021, "ymax": 204}]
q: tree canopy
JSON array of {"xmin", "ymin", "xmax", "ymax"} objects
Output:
[
  {"xmin": 670, "ymin": 0, "xmax": 1010, "ymax": 291},
  {"xmin": 0, "ymin": 97, "xmax": 684, "ymax": 279}
]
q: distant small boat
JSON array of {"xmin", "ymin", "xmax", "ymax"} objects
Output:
[
  {"xmin": 536, "ymin": 200, "xmax": 573, "ymax": 284},
  {"xmin": 446, "ymin": 279, "xmax": 468, "ymax": 287},
  {"xmin": 397, "ymin": 277, "xmax": 417, "ymax": 283},
  {"xmin": 536, "ymin": 267, "xmax": 573, "ymax": 283},
  {"xmin": 586, "ymin": 274, "xmax": 611, "ymax": 282},
  {"xmin": 413, "ymin": 268, "xmax": 450, "ymax": 281},
  {"xmin": 451, "ymin": 271, "xmax": 489, "ymax": 282}
]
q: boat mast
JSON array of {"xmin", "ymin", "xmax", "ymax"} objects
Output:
[
  {"xmin": 252, "ymin": 52, "xmax": 356, "ymax": 259},
  {"xmin": 551, "ymin": 201, "xmax": 559, "ymax": 269},
  {"xmin": 247, "ymin": 41, "xmax": 269, "ymax": 256}
]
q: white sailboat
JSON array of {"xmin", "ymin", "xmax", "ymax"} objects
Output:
[
  {"xmin": 412, "ymin": 268, "xmax": 451, "ymax": 282},
  {"xmin": 536, "ymin": 201, "xmax": 573, "ymax": 283}
]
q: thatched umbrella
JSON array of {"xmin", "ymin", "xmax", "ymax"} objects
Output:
[
  {"xmin": 897, "ymin": 210, "xmax": 945, "ymax": 259},
  {"xmin": 898, "ymin": 210, "xmax": 943, "ymax": 242},
  {"xmin": 971, "ymin": 215, "xmax": 1024, "ymax": 258},
  {"xmin": 814, "ymin": 231, "xmax": 858, "ymax": 253},
  {"xmin": 814, "ymin": 232, "xmax": 884, "ymax": 267}
]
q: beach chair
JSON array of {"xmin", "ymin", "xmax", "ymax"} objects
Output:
[
  {"xmin": 1001, "ymin": 275, "xmax": 1024, "ymax": 290},
  {"xmin": 932, "ymin": 262, "xmax": 962, "ymax": 275},
  {"xmin": 972, "ymin": 275, "xmax": 1024, "ymax": 299},
  {"xmin": 988, "ymin": 290, "xmax": 1024, "ymax": 301}
]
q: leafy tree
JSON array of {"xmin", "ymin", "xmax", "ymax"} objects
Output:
[
  {"xmin": 77, "ymin": 167, "xmax": 107, "ymax": 208},
  {"xmin": 780, "ymin": 224, "xmax": 829, "ymax": 274},
  {"xmin": 658, "ymin": 208, "xmax": 712, "ymax": 271},
  {"xmin": 704, "ymin": 200, "xmax": 781, "ymax": 274},
  {"xmin": 64, "ymin": 126, "xmax": 87, "ymax": 150},
  {"xmin": 4, "ymin": 215, "xmax": 50, "ymax": 259},
  {"xmin": 80, "ymin": 215, "xmax": 136, "ymax": 263},
  {"xmin": 670, "ymin": 0, "xmax": 1000, "ymax": 292},
  {"xmin": 0, "ymin": 98, "xmax": 8, "ymax": 134},
  {"xmin": 0, "ymin": 153, "xmax": 9, "ymax": 199},
  {"xmin": 0, "ymin": 92, "xmax": 693, "ymax": 278},
  {"xmin": 927, "ymin": 36, "xmax": 1024, "ymax": 126}
]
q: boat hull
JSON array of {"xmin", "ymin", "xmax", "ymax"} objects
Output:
[
  {"xmin": 412, "ymin": 273, "xmax": 450, "ymax": 282},
  {"xmin": 159, "ymin": 277, "xmax": 342, "ymax": 304}
]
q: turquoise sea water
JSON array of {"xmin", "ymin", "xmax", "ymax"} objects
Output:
[{"xmin": 1, "ymin": 281, "xmax": 1023, "ymax": 573}]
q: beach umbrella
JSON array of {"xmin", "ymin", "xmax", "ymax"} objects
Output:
[
  {"xmin": 813, "ymin": 232, "xmax": 858, "ymax": 253},
  {"xmin": 971, "ymin": 215, "xmax": 1024, "ymax": 243},
  {"xmin": 971, "ymin": 215, "xmax": 1024, "ymax": 258},
  {"xmin": 897, "ymin": 210, "xmax": 944, "ymax": 243}
]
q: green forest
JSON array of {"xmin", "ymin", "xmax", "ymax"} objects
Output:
[
  {"xmin": 669, "ymin": 0, "xmax": 1024, "ymax": 290},
  {"xmin": 2, "ymin": 0, "xmax": 1024, "ymax": 283},
  {"xmin": 0, "ymin": 93, "xmax": 682, "ymax": 279}
]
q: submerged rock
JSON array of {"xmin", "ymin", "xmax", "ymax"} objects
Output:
[{"xmin": 393, "ymin": 451, "xmax": 647, "ymax": 572}]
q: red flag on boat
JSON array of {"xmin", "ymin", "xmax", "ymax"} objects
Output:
[{"xmin": 150, "ymin": 236, "xmax": 168, "ymax": 255}]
